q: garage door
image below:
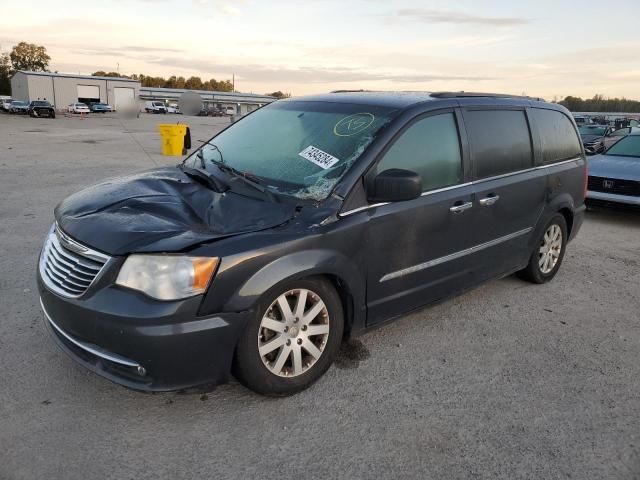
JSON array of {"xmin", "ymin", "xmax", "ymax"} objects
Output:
[
  {"xmin": 77, "ymin": 85, "xmax": 100, "ymax": 102},
  {"xmin": 113, "ymin": 87, "xmax": 135, "ymax": 111}
]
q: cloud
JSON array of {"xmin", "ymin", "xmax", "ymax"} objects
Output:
[
  {"xmin": 143, "ymin": 56, "xmax": 495, "ymax": 83},
  {"xmin": 385, "ymin": 8, "xmax": 530, "ymax": 27}
]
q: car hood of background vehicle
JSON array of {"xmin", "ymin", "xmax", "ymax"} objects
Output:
[
  {"xmin": 54, "ymin": 167, "xmax": 297, "ymax": 256},
  {"xmin": 581, "ymin": 134, "xmax": 603, "ymax": 143},
  {"xmin": 588, "ymin": 154, "xmax": 640, "ymax": 181}
]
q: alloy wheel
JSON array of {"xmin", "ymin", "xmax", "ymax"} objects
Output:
[
  {"xmin": 538, "ymin": 224, "xmax": 562, "ymax": 274},
  {"xmin": 258, "ymin": 289, "xmax": 330, "ymax": 378}
]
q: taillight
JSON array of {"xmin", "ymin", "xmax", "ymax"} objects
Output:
[{"xmin": 583, "ymin": 162, "xmax": 589, "ymax": 199}]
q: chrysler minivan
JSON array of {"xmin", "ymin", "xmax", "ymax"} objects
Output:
[{"xmin": 38, "ymin": 91, "xmax": 586, "ymax": 395}]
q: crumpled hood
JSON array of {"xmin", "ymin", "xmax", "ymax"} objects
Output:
[
  {"xmin": 55, "ymin": 167, "xmax": 296, "ymax": 255},
  {"xmin": 587, "ymin": 154, "xmax": 640, "ymax": 181},
  {"xmin": 581, "ymin": 134, "xmax": 603, "ymax": 144}
]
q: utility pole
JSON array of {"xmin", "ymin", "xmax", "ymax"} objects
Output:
[{"xmin": 232, "ymin": 74, "xmax": 235, "ymax": 93}]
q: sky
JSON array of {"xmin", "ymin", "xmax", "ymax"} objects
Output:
[{"xmin": 2, "ymin": 0, "xmax": 640, "ymax": 99}]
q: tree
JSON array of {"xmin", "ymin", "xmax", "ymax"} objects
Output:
[
  {"xmin": 266, "ymin": 91, "xmax": 290, "ymax": 99},
  {"xmin": 9, "ymin": 42, "xmax": 50, "ymax": 72},
  {"xmin": 0, "ymin": 52, "xmax": 10, "ymax": 95},
  {"xmin": 184, "ymin": 76, "xmax": 203, "ymax": 90},
  {"xmin": 91, "ymin": 71, "xmax": 126, "ymax": 78},
  {"xmin": 558, "ymin": 94, "xmax": 640, "ymax": 113}
]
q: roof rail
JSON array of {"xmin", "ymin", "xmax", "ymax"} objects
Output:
[
  {"xmin": 430, "ymin": 91, "xmax": 545, "ymax": 101},
  {"xmin": 329, "ymin": 89, "xmax": 369, "ymax": 94}
]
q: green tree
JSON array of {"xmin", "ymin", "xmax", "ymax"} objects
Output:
[
  {"xmin": 9, "ymin": 42, "xmax": 50, "ymax": 71},
  {"xmin": 184, "ymin": 76, "xmax": 203, "ymax": 90},
  {"xmin": 266, "ymin": 91, "xmax": 290, "ymax": 99},
  {"xmin": 0, "ymin": 52, "xmax": 11, "ymax": 95},
  {"xmin": 558, "ymin": 94, "xmax": 640, "ymax": 113}
]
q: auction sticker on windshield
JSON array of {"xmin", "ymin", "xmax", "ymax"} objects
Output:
[{"xmin": 299, "ymin": 145, "xmax": 340, "ymax": 170}]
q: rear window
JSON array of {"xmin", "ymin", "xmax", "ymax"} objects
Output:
[
  {"xmin": 464, "ymin": 109, "xmax": 533, "ymax": 179},
  {"xmin": 605, "ymin": 135, "xmax": 640, "ymax": 157},
  {"xmin": 533, "ymin": 109, "xmax": 583, "ymax": 164}
]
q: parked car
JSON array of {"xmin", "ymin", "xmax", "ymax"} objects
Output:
[
  {"xmin": 28, "ymin": 100, "xmax": 56, "ymax": 118},
  {"xmin": 89, "ymin": 102, "xmax": 112, "ymax": 113},
  {"xmin": 573, "ymin": 115, "xmax": 592, "ymax": 126},
  {"xmin": 578, "ymin": 125, "xmax": 613, "ymax": 154},
  {"xmin": 9, "ymin": 100, "xmax": 30, "ymax": 114},
  {"xmin": 586, "ymin": 130, "xmax": 640, "ymax": 207},
  {"xmin": 38, "ymin": 91, "xmax": 586, "ymax": 395},
  {"xmin": 208, "ymin": 108, "xmax": 226, "ymax": 117},
  {"xmin": 145, "ymin": 101, "xmax": 167, "ymax": 114},
  {"xmin": 0, "ymin": 97, "xmax": 13, "ymax": 112},
  {"xmin": 167, "ymin": 104, "xmax": 180, "ymax": 114},
  {"xmin": 68, "ymin": 103, "xmax": 90, "ymax": 114}
]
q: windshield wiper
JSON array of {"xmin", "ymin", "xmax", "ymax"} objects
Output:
[
  {"xmin": 211, "ymin": 159, "xmax": 281, "ymax": 202},
  {"xmin": 194, "ymin": 140, "xmax": 279, "ymax": 202},
  {"xmin": 178, "ymin": 164, "xmax": 228, "ymax": 193}
]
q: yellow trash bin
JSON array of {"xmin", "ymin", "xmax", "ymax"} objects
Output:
[{"xmin": 158, "ymin": 124, "xmax": 189, "ymax": 156}]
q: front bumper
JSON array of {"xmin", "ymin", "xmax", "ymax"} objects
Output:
[
  {"xmin": 587, "ymin": 190, "xmax": 640, "ymax": 207},
  {"xmin": 38, "ymin": 273, "xmax": 251, "ymax": 392}
]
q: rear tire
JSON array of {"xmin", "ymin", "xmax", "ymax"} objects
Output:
[
  {"xmin": 233, "ymin": 277, "xmax": 344, "ymax": 396},
  {"xmin": 517, "ymin": 213, "xmax": 568, "ymax": 284}
]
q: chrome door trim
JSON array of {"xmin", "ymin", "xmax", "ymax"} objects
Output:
[
  {"xmin": 339, "ymin": 158, "xmax": 579, "ymax": 218},
  {"xmin": 379, "ymin": 227, "xmax": 533, "ymax": 282},
  {"xmin": 40, "ymin": 298, "xmax": 141, "ymax": 368}
]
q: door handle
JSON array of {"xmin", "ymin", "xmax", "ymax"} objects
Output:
[
  {"xmin": 479, "ymin": 194, "xmax": 500, "ymax": 206},
  {"xmin": 449, "ymin": 201, "xmax": 473, "ymax": 214}
]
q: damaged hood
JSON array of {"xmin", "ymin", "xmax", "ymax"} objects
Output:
[{"xmin": 55, "ymin": 167, "xmax": 296, "ymax": 255}]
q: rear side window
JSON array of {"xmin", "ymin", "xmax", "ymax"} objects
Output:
[
  {"xmin": 376, "ymin": 113, "xmax": 462, "ymax": 192},
  {"xmin": 464, "ymin": 110, "xmax": 533, "ymax": 179},
  {"xmin": 532, "ymin": 109, "xmax": 582, "ymax": 164}
]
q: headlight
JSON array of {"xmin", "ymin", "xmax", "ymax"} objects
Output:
[{"xmin": 116, "ymin": 255, "xmax": 219, "ymax": 300}]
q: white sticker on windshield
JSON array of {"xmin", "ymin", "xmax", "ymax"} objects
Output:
[{"xmin": 298, "ymin": 145, "xmax": 340, "ymax": 170}]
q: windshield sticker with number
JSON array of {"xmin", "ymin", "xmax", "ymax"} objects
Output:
[
  {"xmin": 333, "ymin": 113, "xmax": 375, "ymax": 137},
  {"xmin": 299, "ymin": 145, "xmax": 340, "ymax": 170}
]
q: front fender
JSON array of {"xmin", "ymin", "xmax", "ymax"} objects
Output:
[{"xmin": 223, "ymin": 249, "xmax": 365, "ymax": 315}]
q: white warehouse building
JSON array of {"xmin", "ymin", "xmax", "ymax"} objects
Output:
[
  {"xmin": 10, "ymin": 71, "xmax": 276, "ymax": 114},
  {"xmin": 10, "ymin": 71, "xmax": 140, "ymax": 111},
  {"xmin": 139, "ymin": 87, "xmax": 275, "ymax": 115}
]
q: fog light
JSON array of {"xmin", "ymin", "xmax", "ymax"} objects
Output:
[{"xmin": 137, "ymin": 366, "xmax": 147, "ymax": 376}]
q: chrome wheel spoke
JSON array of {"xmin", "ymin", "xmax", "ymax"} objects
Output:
[
  {"xmin": 292, "ymin": 345, "xmax": 303, "ymax": 376},
  {"xmin": 305, "ymin": 324, "xmax": 330, "ymax": 336},
  {"xmin": 261, "ymin": 317, "xmax": 286, "ymax": 333},
  {"xmin": 294, "ymin": 289, "xmax": 308, "ymax": 319},
  {"xmin": 302, "ymin": 339, "xmax": 322, "ymax": 360},
  {"xmin": 277, "ymin": 295, "xmax": 294, "ymax": 322},
  {"xmin": 259, "ymin": 334, "xmax": 287, "ymax": 356},
  {"xmin": 272, "ymin": 345, "xmax": 292, "ymax": 373},
  {"xmin": 302, "ymin": 300, "xmax": 325, "ymax": 325}
]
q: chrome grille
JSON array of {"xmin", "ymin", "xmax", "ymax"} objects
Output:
[{"xmin": 39, "ymin": 225, "xmax": 111, "ymax": 298}]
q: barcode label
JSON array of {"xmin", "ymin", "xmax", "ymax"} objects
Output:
[{"xmin": 298, "ymin": 145, "xmax": 340, "ymax": 170}]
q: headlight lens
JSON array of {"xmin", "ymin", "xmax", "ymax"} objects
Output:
[{"xmin": 116, "ymin": 255, "xmax": 219, "ymax": 300}]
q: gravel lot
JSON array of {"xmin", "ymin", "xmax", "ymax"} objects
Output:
[{"xmin": 1, "ymin": 112, "xmax": 639, "ymax": 480}]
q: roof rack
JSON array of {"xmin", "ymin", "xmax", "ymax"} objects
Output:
[
  {"xmin": 430, "ymin": 91, "xmax": 545, "ymax": 101},
  {"xmin": 329, "ymin": 89, "xmax": 369, "ymax": 94}
]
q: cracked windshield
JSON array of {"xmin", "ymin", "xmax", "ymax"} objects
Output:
[{"xmin": 189, "ymin": 101, "xmax": 399, "ymax": 200}]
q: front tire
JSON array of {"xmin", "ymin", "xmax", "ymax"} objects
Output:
[
  {"xmin": 233, "ymin": 277, "xmax": 344, "ymax": 396},
  {"xmin": 517, "ymin": 213, "xmax": 568, "ymax": 284}
]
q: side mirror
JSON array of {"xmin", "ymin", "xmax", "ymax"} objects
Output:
[{"xmin": 367, "ymin": 168, "xmax": 422, "ymax": 203}]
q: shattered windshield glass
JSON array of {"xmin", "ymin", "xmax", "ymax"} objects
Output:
[{"xmin": 188, "ymin": 100, "xmax": 399, "ymax": 201}]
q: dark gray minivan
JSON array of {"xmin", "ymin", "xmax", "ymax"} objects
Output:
[{"xmin": 38, "ymin": 91, "xmax": 586, "ymax": 395}]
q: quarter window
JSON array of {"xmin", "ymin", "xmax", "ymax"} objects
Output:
[
  {"xmin": 532, "ymin": 109, "xmax": 583, "ymax": 164},
  {"xmin": 375, "ymin": 113, "xmax": 462, "ymax": 192},
  {"xmin": 464, "ymin": 109, "xmax": 533, "ymax": 178}
]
